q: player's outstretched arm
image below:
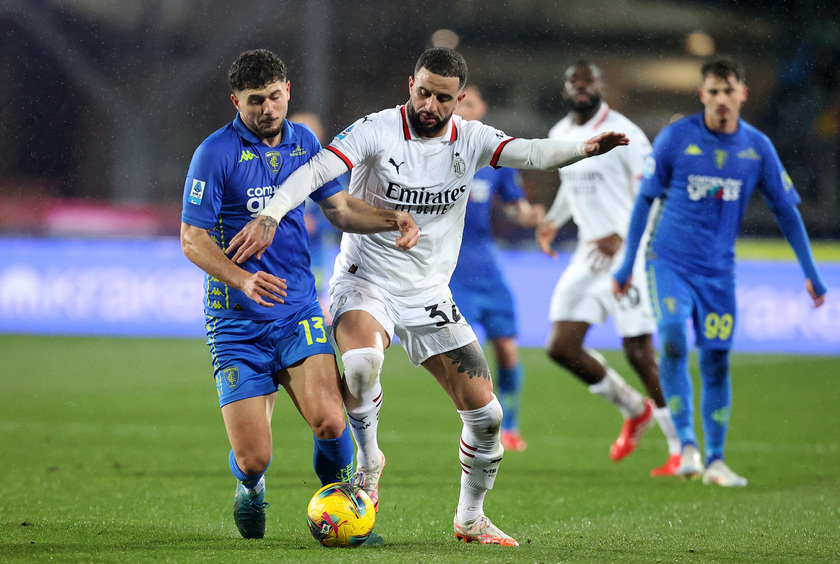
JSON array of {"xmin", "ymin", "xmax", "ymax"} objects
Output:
[
  {"xmin": 319, "ymin": 191, "xmax": 421, "ymax": 250},
  {"xmin": 580, "ymin": 131, "xmax": 630, "ymax": 157},
  {"xmin": 180, "ymin": 222, "xmax": 287, "ymax": 307},
  {"xmin": 227, "ymin": 150, "xmax": 350, "ymax": 264},
  {"xmin": 226, "ymin": 216, "xmax": 279, "ymax": 264},
  {"xmin": 496, "ymin": 132, "xmax": 628, "ymax": 171}
]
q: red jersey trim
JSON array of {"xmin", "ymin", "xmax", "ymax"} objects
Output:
[
  {"xmin": 400, "ymin": 106, "xmax": 412, "ymax": 140},
  {"xmin": 490, "ymin": 137, "xmax": 517, "ymax": 168},
  {"xmin": 592, "ymin": 103, "xmax": 610, "ymax": 130},
  {"xmin": 325, "ymin": 146, "xmax": 353, "ymax": 170}
]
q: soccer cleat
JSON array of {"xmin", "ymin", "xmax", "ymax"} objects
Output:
[
  {"xmin": 500, "ymin": 430, "xmax": 528, "ymax": 452},
  {"xmin": 675, "ymin": 444, "xmax": 703, "ymax": 478},
  {"xmin": 233, "ymin": 477, "xmax": 269, "ymax": 539},
  {"xmin": 609, "ymin": 399, "xmax": 655, "ymax": 462},
  {"xmin": 454, "ymin": 514, "xmax": 519, "ymax": 546},
  {"xmin": 352, "ymin": 450, "xmax": 385, "ymax": 512},
  {"xmin": 650, "ymin": 454, "xmax": 681, "ymax": 477},
  {"xmin": 702, "ymin": 460, "xmax": 748, "ymax": 487}
]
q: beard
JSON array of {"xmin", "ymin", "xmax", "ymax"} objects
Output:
[
  {"xmin": 406, "ymin": 103, "xmax": 451, "ymax": 136},
  {"xmin": 256, "ymin": 122, "xmax": 282, "ymax": 139},
  {"xmin": 566, "ymin": 93, "xmax": 601, "ymax": 115}
]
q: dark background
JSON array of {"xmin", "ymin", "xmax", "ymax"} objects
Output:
[{"xmin": 2, "ymin": 0, "xmax": 838, "ymax": 238}]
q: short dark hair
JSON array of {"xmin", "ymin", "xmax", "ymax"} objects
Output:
[
  {"xmin": 414, "ymin": 47, "xmax": 468, "ymax": 90},
  {"xmin": 565, "ymin": 58, "xmax": 605, "ymax": 81},
  {"xmin": 228, "ymin": 49, "xmax": 287, "ymax": 92},
  {"xmin": 701, "ymin": 57, "xmax": 745, "ymax": 84}
]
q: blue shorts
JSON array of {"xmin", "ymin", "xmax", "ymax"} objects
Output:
[
  {"xmin": 448, "ymin": 278, "xmax": 518, "ymax": 340},
  {"xmin": 646, "ymin": 258, "xmax": 736, "ymax": 350},
  {"xmin": 206, "ymin": 300, "xmax": 334, "ymax": 407}
]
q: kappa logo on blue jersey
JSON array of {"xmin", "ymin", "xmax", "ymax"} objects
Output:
[
  {"xmin": 188, "ymin": 179, "xmax": 205, "ymax": 205},
  {"xmin": 239, "ymin": 150, "xmax": 258, "ymax": 162},
  {"xmin": 335, "ymin": 124, "xmax": 355, "ymax": 140},
  {"xmin": 782, "ymin": 170, "xmax": 794, "ymax": 192},
  {"xmin": 265, "ymin": 150, "xmax": 283, "ymax": 174}
]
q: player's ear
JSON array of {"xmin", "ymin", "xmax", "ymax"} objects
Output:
[
  {"xmin": 230, "ymin": 93, "xmax": 240, "ymax": 111},
  {"xmin": 408, "ymin": 75, "xmax": 415, "ymax": 93},
  {"xmin": 741, "ymin": 84, "xmax": 748, "ymax": 103}
]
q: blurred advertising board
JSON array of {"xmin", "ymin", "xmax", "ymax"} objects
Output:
[{"xmin": 0, "ymin": 238, "xmax": 837, "ymax": 355}]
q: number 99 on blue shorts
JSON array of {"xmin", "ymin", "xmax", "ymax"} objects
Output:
[{"xmin": 205, "ymin": 300, "xmax": 334, "ymax": 407}]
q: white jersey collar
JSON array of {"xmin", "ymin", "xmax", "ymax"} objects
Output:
[{"xmin": 399, "ymin": 104, "xmax": 459, "ymax": 142}]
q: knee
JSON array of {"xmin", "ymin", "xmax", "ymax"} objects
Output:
[
  {"xmin": 659, "ymin": 323, "xmax": 688, "ymax": 359},
  {"xmin": 341, "ymin": 348, "xmax": 384, "ymax": 398},
  {"xmin": 310, "ymin": 414, "xmax": 347, "ymax": 440},
  {"xmin": 236, "ymin": 451, "xmax": 272, "ymax": 476},
  {"xmin": 700, "ymin": 348, "xmax": 729, "ymax": 384},
  {"xmin": 546, "ymin": 338, "xmax": 576, "ymax": 366}
]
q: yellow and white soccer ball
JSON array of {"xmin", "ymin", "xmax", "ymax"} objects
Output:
[{"xmin": 306, "ymin": 482, "xmax": 376, "ymax": 547}]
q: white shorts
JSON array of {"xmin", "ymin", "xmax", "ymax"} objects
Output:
[
  {"xmin": 329, "ymin": 274, "xmax": 478, "ymax": 367},
  {"xmin": 549, "ymin": 243, "xmax": 656, "ymax": 338}
]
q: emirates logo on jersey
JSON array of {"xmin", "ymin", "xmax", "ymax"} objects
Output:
[{"xmin": 453, "ymin": 156, "xmax": 467, "ymax": 178}]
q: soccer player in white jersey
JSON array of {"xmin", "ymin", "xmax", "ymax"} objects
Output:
[
  {"xmin": 536, "ymin": 60, "xmax": 680, "ymax": 476},
  {"xmin": 226, "ymin": 47, "xmax": 628, "ymax": 546}
]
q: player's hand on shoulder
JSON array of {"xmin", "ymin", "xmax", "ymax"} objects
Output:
[
  {"xmin": 806, "ymin": 278, "xmax": 826, "ymax": 308},
  {"xmin": 227, "ymin": 216, "xmax": 278, "ymax": 263},
  {"xmin": 582, "ymin": 131, "xmax": 629, "ymax": 157},
  {"xmin": 394, "ymin": 211, "xmax": 421, "ymax": 251},
  {"xmin": 536, "ymin": 221, "xmax": 559, "ymax": 259},
  {"xmin": 240, "ymin": 270, "xmax": 287, "ymax": 308}
]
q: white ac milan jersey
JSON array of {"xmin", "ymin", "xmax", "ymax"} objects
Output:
[
  {"xmin": 326, "ymin": 105, "xmax": 513, "ymax": 301},
  {"xmin": 548, "ymin": 103, "xmax": 651, "ymax": 242}
]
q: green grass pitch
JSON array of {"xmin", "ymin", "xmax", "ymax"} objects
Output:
[{"xmin": 1, "ymin": 335, "xmax": 838, "ymax": 563}]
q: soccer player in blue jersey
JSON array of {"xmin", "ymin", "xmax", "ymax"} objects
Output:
[
  {"xmin": 180, "ymin": 49, "xmax": 419, "ymax": 539},
  {"xmin": 613, "ymin": 57, "xmax": 827, "ymax": 487},
  {"xmin": 449, "ymin": 85, "xmax": 545, "ymax": 452}
]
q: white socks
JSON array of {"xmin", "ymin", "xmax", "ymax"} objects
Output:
[
  {"xmin": 342, "ymin": 348, "xmax": 385, "ymax": 468},
  {"xmin": 456, "ymin": 396, "xmax": 504, "ymax": 523},
  {"xmin": 654, "ymin": 406, "xmax": 681, "ymax": 455},
  {"xmin": 589, "ymin": 367, "xmax": 645, "ymax": 419}
]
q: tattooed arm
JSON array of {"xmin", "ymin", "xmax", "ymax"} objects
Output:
[{"xmin": 180, "ymin": 221, "xmax": 287, "ymax": 307}]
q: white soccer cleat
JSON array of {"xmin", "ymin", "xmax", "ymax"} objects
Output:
[
  {"xmin": 454, "ymin": 514, "xmax": 518, "ymax": 546},
  {"xmin": 676, "ymin": 444, "xmax": 703, "ymax": 478},
  {"xmin": 352, "ymin": 449, "xmax": 385, "ymax": 512},
  {"xmin": 702, "ymin": 459, "xmax": 748, "ymax": 487}
]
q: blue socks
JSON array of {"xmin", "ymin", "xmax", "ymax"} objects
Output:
[
  {"xmin": 496, "ymin": 362, "xmax": 524, "ymax": 432},
  {"xmin": 658, "ymin": 321, "xmax": 697, "ymax": 447},
  {"xmin": 699, "ymin": 348, "xmax": 731, "ymax": 465},
  {"xmin": 229, "ymin": 449, "xmax": 270, "ymax": 489},
  {"xmin": 313, "ymin": 425, "xmax": 355, "ymax": 486}
]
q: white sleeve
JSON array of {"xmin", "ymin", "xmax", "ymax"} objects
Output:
[
  {"xmin": 258, "ymin": 150, "xmax": 348, "ymax": 222},
  {"xmin": 545, "ymin": 186, "xmax": 572, "ymax": 228},
  {"xmin": 495, "ymin": 138, "xmax": 586, "ymax": 171}
]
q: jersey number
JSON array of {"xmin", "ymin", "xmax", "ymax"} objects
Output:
[
  {"xmin": 299, "ymin": 317, "xmax": 328, "ymax": 345},
  {"xmin": 704, "ymin": 312, "xmax": 733, "ymax": 341},
  {"xmin": 425, "ymin": 303, "xmax": 462, "ymax": 327}
]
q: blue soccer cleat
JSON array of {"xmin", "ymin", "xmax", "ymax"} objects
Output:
[{"xmin": 233, "ymin": 477, "xmax": 269, "ymax": 539}]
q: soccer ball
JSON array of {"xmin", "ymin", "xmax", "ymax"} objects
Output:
[{"xmin": 306, "ymin": 482, "xmax": 376, "ymax": 547}]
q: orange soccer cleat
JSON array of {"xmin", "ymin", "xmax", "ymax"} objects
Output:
[
  {"xmin": 650, "ymin": 454, "xmax": 681, "ymax": 477},
  {"xmin": 609, "ymin": 399, "xmax": 655, "ymax": 462},
  {"xmin": 501, "ymin": 430, "xmax": 528, "ymax": 452}
]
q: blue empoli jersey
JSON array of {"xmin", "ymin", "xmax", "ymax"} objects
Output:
[
  {"xmin": 181, "ymin": 116, "xmax": 342, "ymax": 320},
  {"xmin": 451, "ymin": 167, "xmax": 524, "ymax": 289},
  {"xmin": 642, "ymin": 113, "xmax": 800, "ymax": 276}
]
